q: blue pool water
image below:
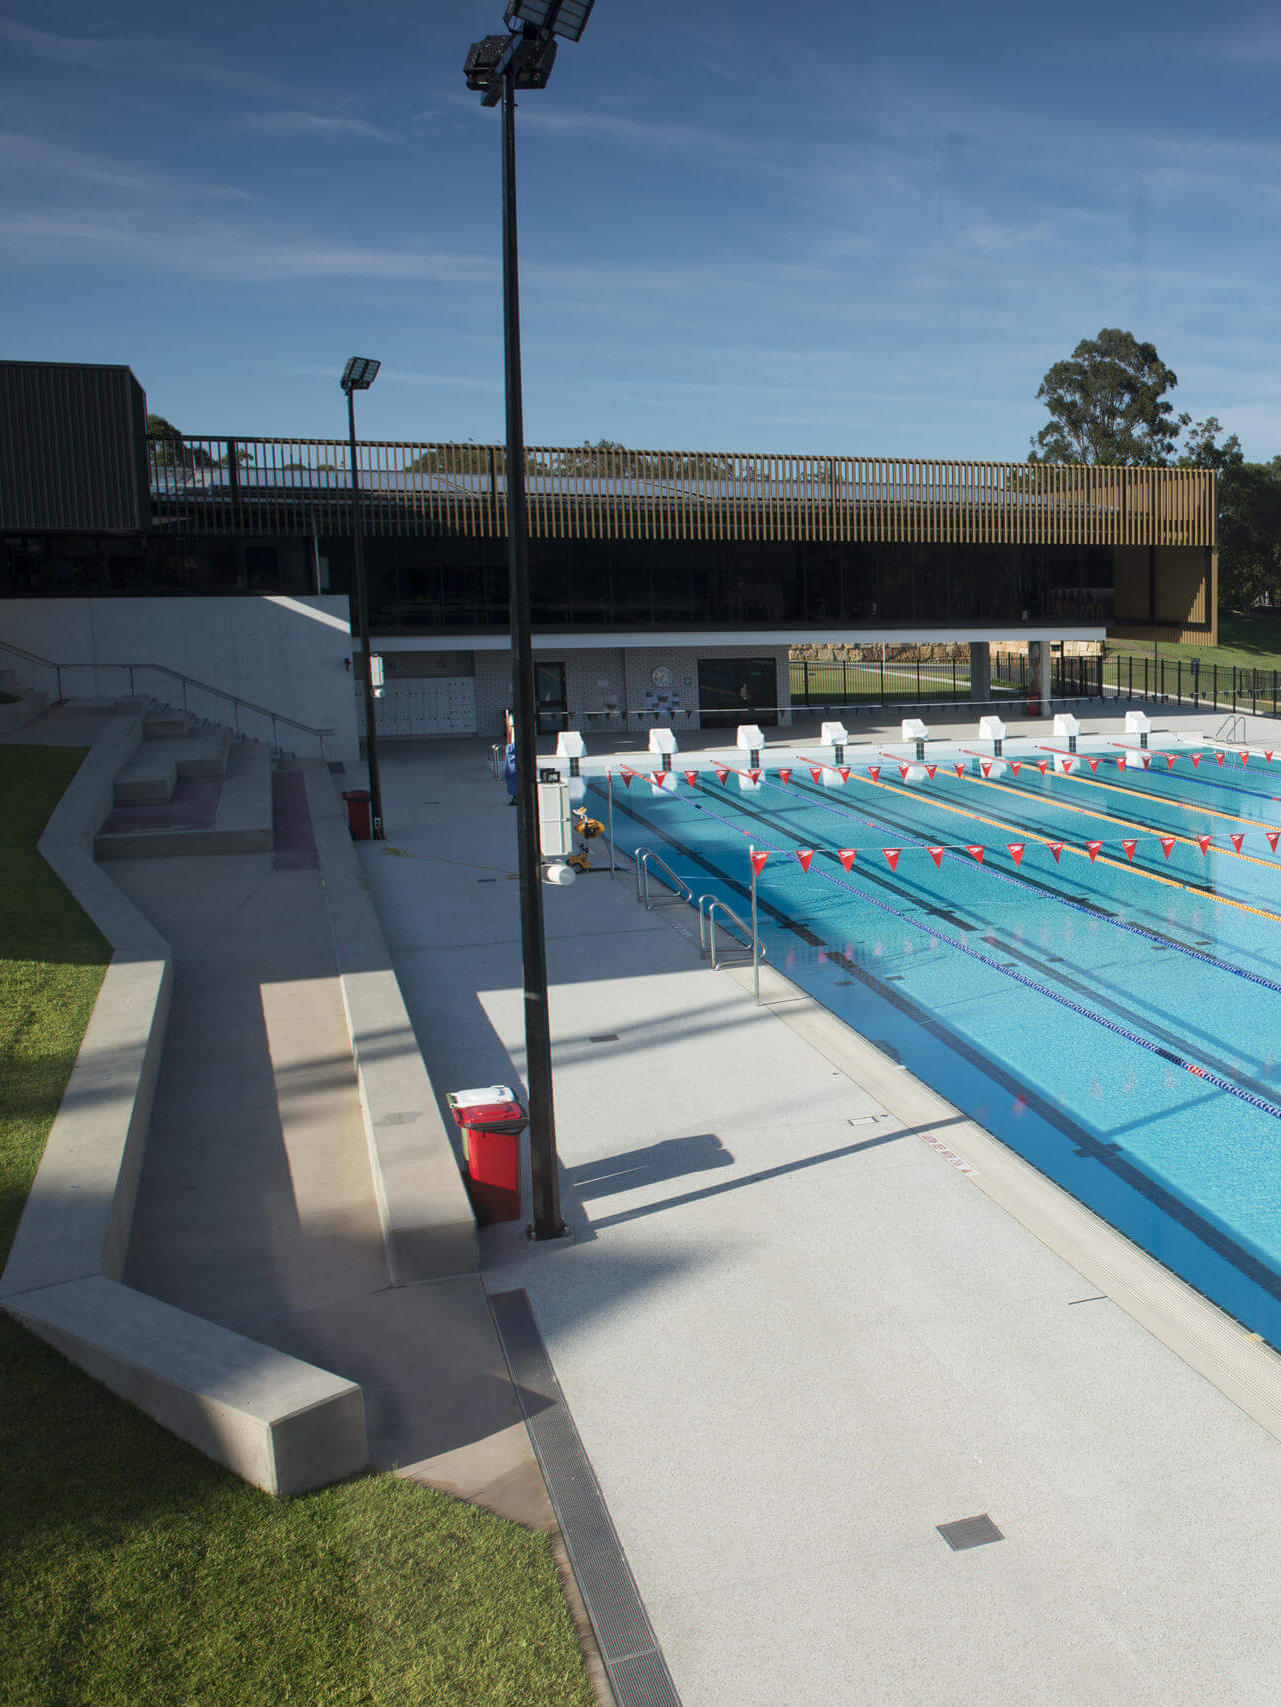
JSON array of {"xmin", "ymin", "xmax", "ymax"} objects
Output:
[{"xmin": 589, "ymin": 751, "xmax": 1281, "ymax": 1347}]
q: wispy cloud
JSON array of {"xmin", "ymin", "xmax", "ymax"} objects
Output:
[
  {"xmin": 228, "ymin": 110, "xmax": 396, "ymax": 143},
  {"xmin": 0, "ymin": 16, "xmax": 297, "ymax": 102},
  {"xmin": 0, "ymin": 131, "xmax": 251, "ymax": 201}
]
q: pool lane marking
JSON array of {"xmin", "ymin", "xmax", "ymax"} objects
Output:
[
  {"xmin": 1031, "ymin": 759, "xmax": 1281, "ymax": 834},
  {"xmin": 596, "ymin": 777, "xmax": 1281, "ymax": 1304},
  {"xmin": 686, "ymin": 778, "xmax": 1281, "ymax": 1127},
  {"xmin": 782, "ymin": 774, "xmax": 1281, "ymax": 1001},
  {"xmin": 803, "ymin": 761, "xmax": 1281, "ymax": 930}
]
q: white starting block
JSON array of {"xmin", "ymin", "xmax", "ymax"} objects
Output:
[
  {"xmin": 1053, "ymin": 713, "xmax": 1080, "ymax": 739},
  {"xmin": 737, "ymin": 725, "xmax": 765, "ymax": 768},
  {"xmin": 648, "ymin": 726, "xmax": 678, "ymax": 771},
  {"xmin": 821, "ymin": 720, "xmax": 849, "ymax": 764},
  {"xmin": 1124, "ymin": 709, "xmax": 1151, "ymax": 763},
  {"xmin": 555, "ymin": 729, "xmax": 586, "ymax": 777},
  {"xmin": 901, "ymin": 717, "xmax": 929, "ymax": 762}
]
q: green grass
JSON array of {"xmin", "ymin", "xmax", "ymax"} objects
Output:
[
  {"xmin": 0, "ymin": 745, "xmax": 594, "ymax": 1707},
  {"xmin": 1107, "ymin": 611, "xmax": 1281, "ymax": 674}
]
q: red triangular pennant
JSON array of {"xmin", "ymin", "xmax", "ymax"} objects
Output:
[
  {"xmin": 809, "ymin": 767, "xmax": 823, "ymax": 782},
  {"xmin": 882, "ymin": 848, "xmax": 901, "ymax": 872},
  {"xmin": 928, "ymin": 846, "xmax": 944, "ymax": 868},
  {"xmin": 1267, "ymin": 752, "xmax": 1275, "ymax": 764},
  {"xmin": 898, "ymin": 764, "xmax": 910, "ymax": 780},
  {"xmin": 1086, "ymin": 841, "xmax": 1102, "ymax": 861},
  {"xmin": 777, "ymin": 768, "xmax": 792, "ymax": 785},
  {"xmin": 749, "ymin": 850, "xmax": 769, "ymax": 875},
  {"xmin": 925, "ymin": 765, "xmax": 937, "ymax": 780},
  {"xmin": 1141, "ymin": 755, "xmax": 1151, "ymax": 769},
  {"xmin": 1164, "ymin": 754, "xmax": 1176, "ymax": 770},
  {"xmin": 1196, "ymin": 834, "xmax": 1211, "ymax": 855},
  {"xmin": 1007, "ymin": 842, "xmax": 1025, "ymax": 867},
  {"xmin": 1115, "ymin": 758, "xmax": 1126, "ymax": 771},
  {"xmin": 1036, "ymin": 760, "xmax": 1048, "ymax": 775},
  {"xmin": 683, "ymin": 769, "xmax": 699, "ymax": 787},
  {"xmin": 796, "ymin": 849, "xmax": 814, "ymax": 872},
  {"xmin": 837, "ymin": 848, "xmax": 857, "ymax": 871},
  {"xmin": 1269, "ymin": 831, "xmax": 1280, "ymax": 853},
  {"xmin": 1010, "ymin": 762, "xmax": 1021, "ymax": 776},
  {"xmin": 621, "ymin": 770, "xmax": 633, "ymax": 788},
  {"xmin": 748, "ymin": 769, "xmax": 762, "ymax": 783},
  {"xmin": 954, "ymin": 762, "xmax": 966, "ymax": 777},
  {"xmin": 715, "ymin": 766, "xmax": 729, "ymax": 785},
  {"xmin": 1049, "ymin": 842, "xmax": 1064, "ymax": 863},
  {"xmin": 1121, "ymin": 839, "xmax": 1137, "ymax": 861},
  {"xmin": 980, "ymin": 761, "xmax": 992, "ymax": 778},
  {"xmin": 867, "ymin": 766, "xmax": 880, "ymax": 782},
  {"xmin": 1159, "ymin": 836, "xmax": 1175, "ymax": 859},
  {"xmin": 966, "ymin": 844, "xmax": 985, "ymax": 864},
  {"xmin": 651, "ymin": 771, "xmax": 667, "ymax": 787},
  {"xmin": 1191, "ymin": 753, "xmax": 1201, "ymax": 767},
  {"xmin": 1231, "ymin": 833, "xmax": 1244, "ymax": 853},
  {"xmin": 1216, "ymin": 752, "xmax": 1225, "ymax": 766},
  {"xmin": 1087, "ymin": 757, "xmax": 1099, "ymax": 773},
  {"xmin": 838, "ymin": 766, "xmax": 850, "ymax": 782},
  {"xmin": 1062, "ymin": 757, "xmax": 1075, "ymax": 774}
]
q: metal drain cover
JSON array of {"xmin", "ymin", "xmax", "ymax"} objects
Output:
[
  {"xmin": 589, "ymin": 1033, "xmax": 620, "ymax": 1043},
  {"xmin": 937, "ymin": 1514, "xmax": 1003, "ymax": 1551}
]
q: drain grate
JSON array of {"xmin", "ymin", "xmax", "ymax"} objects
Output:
[
  {"xmin": 588, "ymin": 1033, "xmax": 620, "ymax": 1043},
  {"xmin": 937, "ymin": 1514, "xmax": 1003, "ymax": 1551},
  {"xmin": 490, "ymin": 1289, "xmax": 682, "ymax": 1707}
]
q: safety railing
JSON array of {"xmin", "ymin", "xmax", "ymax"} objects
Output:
[
  {"xmin": 697, "ymin": 895, "xmax": 764, "ymax": 964},
  {"xmin": 634, "ymin": 848, "xmax": 692, "ymax": 909},
  {"xmin": 0, "ymin": 640, "xmax": 335, "ymax": 759}
]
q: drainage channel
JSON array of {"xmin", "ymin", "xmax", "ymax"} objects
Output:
[{"xmin": 489, "ymin": 1289, "xmax": 682, "ymax": 1707}]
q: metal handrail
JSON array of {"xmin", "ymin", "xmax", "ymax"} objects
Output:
[
  {"xmin": 635, "ymin": 847, "xmax": 692, "ymax": 909},
  {"xmin": 698, "ymin": 896, "xmax": 765, "ymax": 967},
  {"xmin": 0, "ymin": 639, "xmax": 334, "ymax": 757}
]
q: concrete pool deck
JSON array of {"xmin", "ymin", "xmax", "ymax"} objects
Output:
[{"xmin": 361, "ymin": 713, "xmax": 1281, "ymax": 1707}]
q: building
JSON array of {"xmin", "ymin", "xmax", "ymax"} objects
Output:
[{"xmin": 1, "ymin": 362, "xmax": 1218, "ymax": 742}]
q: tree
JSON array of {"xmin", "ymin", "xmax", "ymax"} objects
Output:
[
  {"xmin": 146, "ymin": 412, "xmax": 214, "ymax": 469},
  {"xmin": 1029, "ymin": 329, "xmax": 1186, "ymax": 466},
  {"xmin": 1177, "ymin": 418, "xmax": 1281, "ymax": 610}
]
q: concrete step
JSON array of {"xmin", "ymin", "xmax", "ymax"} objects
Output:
[
  {"xmin": 95, "ymin": 738, "xmax": 273, "ymax": 860},
  {"xmin": 113, "ymin": 730, "xmax": 233, "ymax": 805},
  {"xmin": 143, "ymin": 708, "xmax": 193, "ymax": 741}
]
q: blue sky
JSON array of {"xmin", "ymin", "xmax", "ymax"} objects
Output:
[{"xmin": 3, "ymin": 1, "xmax": 1281, "ymax": 459}]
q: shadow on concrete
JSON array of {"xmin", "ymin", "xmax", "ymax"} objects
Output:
[{"xmin": 568, "ymin": 1133, "xmax": 735, "ymax": 1202}]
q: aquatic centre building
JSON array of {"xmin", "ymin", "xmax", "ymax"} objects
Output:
[{"xmin": 1, "ymin": 361, "xmax": 1218, "ymax": 741}]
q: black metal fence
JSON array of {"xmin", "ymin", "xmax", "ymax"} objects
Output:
[{"xmin": 790, "ymin": 654, "xmax": 1281, "ymax": 716}]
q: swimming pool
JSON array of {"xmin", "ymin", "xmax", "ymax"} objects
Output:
[{"xmin": 588, "ymin": 743, "xmax": 1281, "ymax": 1349}]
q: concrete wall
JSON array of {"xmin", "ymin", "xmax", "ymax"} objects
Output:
[{"xmin": 0, "ymin": 595, "xmax": 360, "ymax": 762}]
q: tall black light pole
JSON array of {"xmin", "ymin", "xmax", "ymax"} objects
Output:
[
  {"xmin": 341, "ymin": 356, "xmax": 386, "ymax": 840},
  {"xmin": 464, "ymin": 0, "xmax": 595, "ymax": 1241}
]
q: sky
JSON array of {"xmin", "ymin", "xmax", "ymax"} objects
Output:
[{"xmin": 4, "ymin": 1, "xmax": 1281, "ymax": 461}]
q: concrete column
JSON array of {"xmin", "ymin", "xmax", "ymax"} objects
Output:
[
  {"xmin": 1028, "ymin": 640, "xmax": 1052, "ymax": 714},
  {"xmin": 969, "ymin": 641, "xmax": 991, "ymax": 705}
]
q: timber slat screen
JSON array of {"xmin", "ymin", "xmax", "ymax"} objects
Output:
[{"xmin": 148, "ymin": 438, "xmax": 1216, "ymax": 548}]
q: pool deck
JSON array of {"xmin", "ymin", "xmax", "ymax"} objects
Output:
[{"xmin": 360, "ymin": 710, "xmax": 1281, "ymax": 1707}]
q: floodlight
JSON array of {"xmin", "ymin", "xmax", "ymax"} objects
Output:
[
  {"xmin": 340, "ymin": 356, "xmax": 380, "ymax": 392},
  {"xmin": 464, "ymin": 31, "xmax": 556, "ymax": 97},
  {"xmin": 504, "ymin": 0, "xmax": 596, "ymax": 41}
]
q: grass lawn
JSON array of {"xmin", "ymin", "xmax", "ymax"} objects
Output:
[
  {"xmin": 0, "ymin": 744, "xmax": 594, "ymax": 1707},
  {"xmin": 1107, "ymin": 611, "xmax": 1281, "ymax": 674}
]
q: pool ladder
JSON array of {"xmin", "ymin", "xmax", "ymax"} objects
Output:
[{"xmin": 629, "ymin": 846, "xmax": 767, "ymax": 1003}]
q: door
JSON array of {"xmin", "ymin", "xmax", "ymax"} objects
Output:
[
  {"xmin": 697, "ymin": 658, "xmax": 778, "ymax": 729},
  {"xmin": 535, "ymin": 661, "xmax": 568, "ymax": 733}
]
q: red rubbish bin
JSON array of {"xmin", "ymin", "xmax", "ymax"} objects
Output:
[
  {"xmin": 342, "ymin": 789, "xmax": 372, "ymax": 841},
  {"xmin": 447, "ymin": 1086, "xmax": 528, "ymax": 1224}
]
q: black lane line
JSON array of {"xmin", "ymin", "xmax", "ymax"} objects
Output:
[
  {"xmin": 597, "ymin": 780, "xmax": 1281, "ymax": 1312},
  {"xmin": 701, "ymin": 779, "xmax": 1280, "ymax": 1103}
]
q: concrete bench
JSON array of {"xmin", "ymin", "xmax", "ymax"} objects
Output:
[{"xmin": 7, "ymin": 1277, "xmax": 367, "ymax": 1496}]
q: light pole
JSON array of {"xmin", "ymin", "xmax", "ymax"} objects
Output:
[
  {"xmin": 341, "ymin": 356, "xmax": 386, "ymax": 840},
  {"xmin": 464, "ymin": 0, "xmax": 596, "ymax": 1241}
]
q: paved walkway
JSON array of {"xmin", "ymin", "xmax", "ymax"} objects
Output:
[{"xmin": 360, "ymin": 729, "xmax": 1281, "ymax": 1707}]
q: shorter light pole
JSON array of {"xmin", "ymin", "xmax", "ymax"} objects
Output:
[{"xmin": 341, "ymin": 356, "xmax": 385, "ymax": 839}]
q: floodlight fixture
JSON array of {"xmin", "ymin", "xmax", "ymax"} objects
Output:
[
  {"xmin": 341, "ymin": 356, "xmax": 381, "ymax": 392},
  {"xmin": 464, "ymin": 31, "xmax": 556, "ymax": 101},
  {"xmin": 504, "ymin": 0, "xmax": 596, "ymax": 41}
]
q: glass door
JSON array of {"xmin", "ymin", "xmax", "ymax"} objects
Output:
[
  {"xmin": 697, "ymin": 658, "xmax": 778, "ymax": 729},
  {"xmin": 535, "ymin": 661, "xmax": 568, "ymax": 733}
]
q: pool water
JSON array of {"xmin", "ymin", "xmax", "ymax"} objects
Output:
[{"xmin": 589, "ymin": 751, "xmax": 1281, "ymax": 1348}]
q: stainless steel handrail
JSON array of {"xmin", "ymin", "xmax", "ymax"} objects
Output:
[
  {"xmin": 0, "ymin": 639, "xmax": 335, "ymax": 757},
  {"xmin": 635, "ymin": 847, "xmax": 692, "ymax": 909},
  {"xmin": 705, "ymin": 899, "xmax": 763, "ymax": 969}
]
